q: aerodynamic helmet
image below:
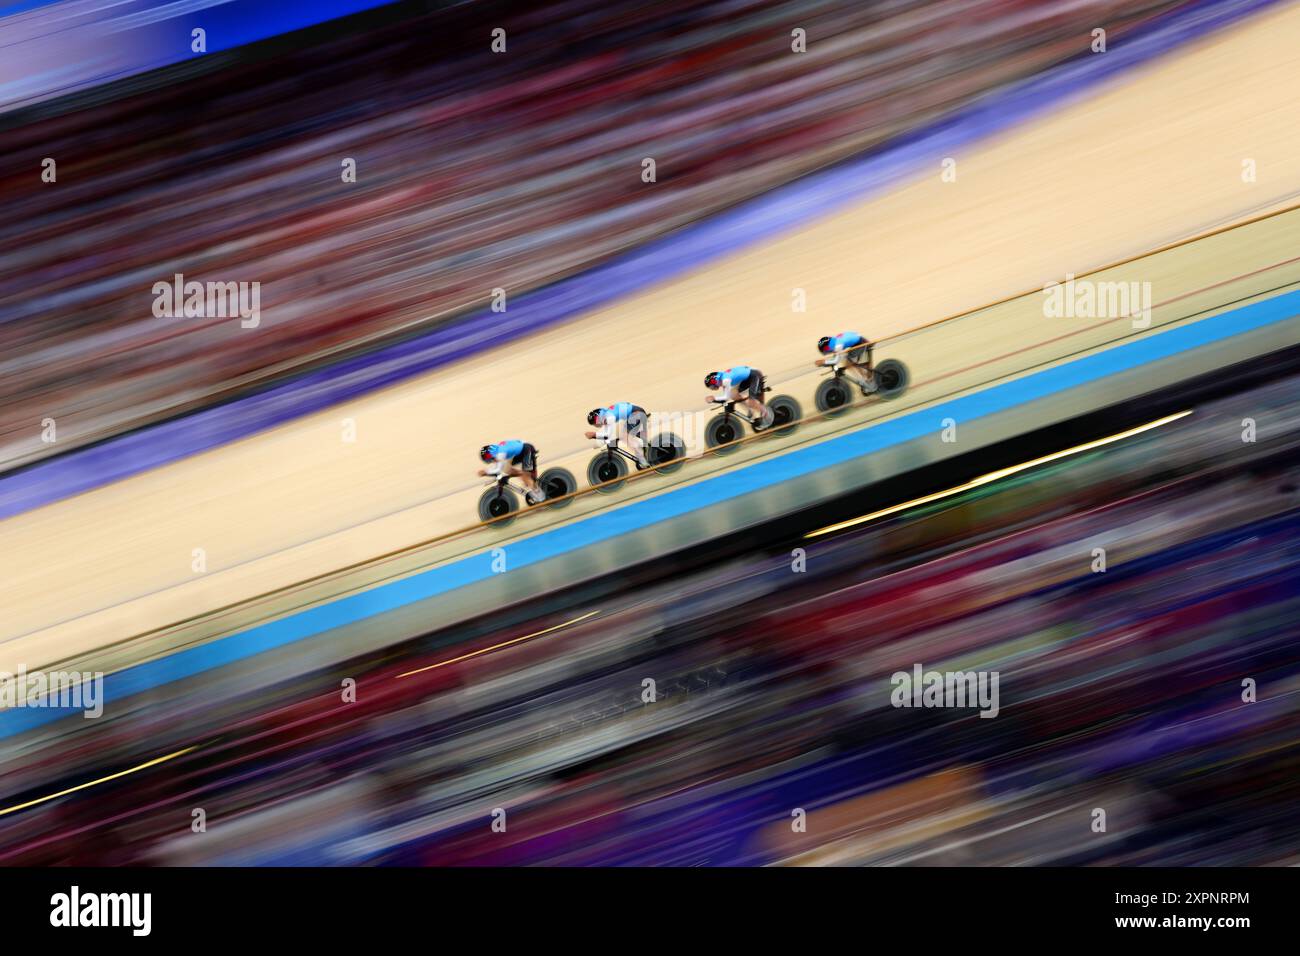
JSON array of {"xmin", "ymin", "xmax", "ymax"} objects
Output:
[
  {"xmin": 479, "ymin": 444, "xmax": 495, "ymax": 463},
  {"xmin": 704, "ymin": 371, "xmax": 722, "ymax": 390},
  {"xmin": 817, "ymin": 336, "xmax": 832, "ymax": 353},
  {"xmin": 587, "ymin": 408, "xmax": 605, "ymax": 426}
]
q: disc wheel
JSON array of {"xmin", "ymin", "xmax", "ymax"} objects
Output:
[
  {"xmin": 537, "ymin": 467, "xmax": 577, "ymax": 506},
  {"xmin": 705, "ymin": 414, "xmax": 745, "ymax": 454},
  {"xmin": 873, "ymin": 359, "xmax": 910, "ymax": 399},
  {"xmin": 478, "ymin": 485, "xmax": 519, "ymax": 526},
  {"xmin": 815, "ymin": 378, "xmax": 853, "ymax": 416},
  {"xmin": 765, "ymin": 395, "xmax": 802, "ymax": 436},
  {"xmin": 647, "ymin": 432, "xmax": 686, "ymax": 474},
  {"xmin": 587, "ymin": 453, "xmax": 629, "ymax": 492}
]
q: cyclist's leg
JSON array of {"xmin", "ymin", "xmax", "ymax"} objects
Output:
[
  {"xmin": 516, "ymin": 446, "xmax": 542, "ymax": 497},
  {"xmin": 846, "ymin": 345, "xmax": 877, "ymax": 392},
  {"xmin": 504, "ymin": 462, "xmax": 530, "ymax": 488},
  {"xmin": 626, "ymin": 410, "xmax": 650, "ymax": 465},
  {"xmin": 743, "ymin": 371, "xmax": 772, "ymax": 425},
  {"xmin": 846, "ymin": 360, "xmax": 875, "ymax": 391}
]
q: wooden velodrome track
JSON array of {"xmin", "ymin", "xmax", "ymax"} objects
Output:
[{"xmin": 4, "ymin": 4, "xmax": 1300, "ymax": 678}]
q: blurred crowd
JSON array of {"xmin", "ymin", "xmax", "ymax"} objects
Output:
[
  {"xmin": 0, "ymin": 0, "xmax": 1194, "ymax": 470},
  {"xmin": 3, "ymin": 367, "xmax": 1297, "ymax": 865}
]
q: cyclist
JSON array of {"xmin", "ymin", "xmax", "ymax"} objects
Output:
[
  {"xmin": 704, "ymin": 365, "xmax": 773, "ymax": 428},
  {"xmin": 478, "ymin": 439, "xmax": 545, "ymax": 503},
  {"xmin": 586, "ymin": 402, "xmax": 651, "ymax": 469},
  {"xmin": 815, "ymin": 332, "xmax": 877, "ymax": 395}
]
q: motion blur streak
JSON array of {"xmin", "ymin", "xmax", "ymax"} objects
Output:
[
  {"xmin": 0, "ymin": 747, "xmax": 197, "ymax": 819},
  {"xmin": 805, "ymin": 410, "xmax": 1195, "ymax": 538},
  {"xmin": 395, "ymin": 610, "xmax": 603, "ymax": 679}
]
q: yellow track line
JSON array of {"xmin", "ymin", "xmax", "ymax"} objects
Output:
[
  {"xmin": 804, "ymin": 410, "xmax": 1194, "ymax": 539},
  {"xmin": 395, "ymin": 609, "xmax": 601, "ymax": 679},
  {"xmin": 0, "ymin": 746, "xmax": 198, "ymax": 818}
]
